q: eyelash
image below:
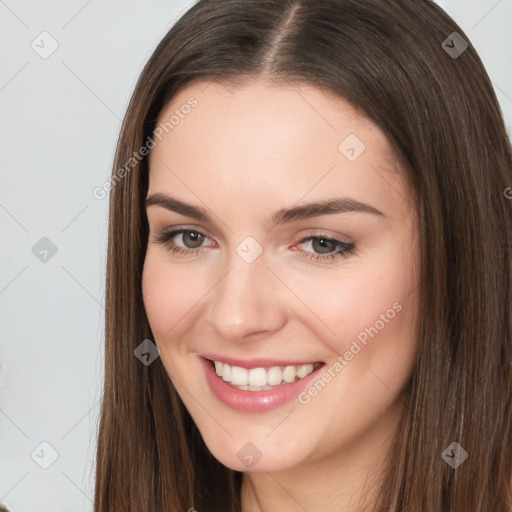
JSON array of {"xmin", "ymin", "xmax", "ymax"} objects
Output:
[{"xmin": 152, "ymin": 228, "xmax": 356, "ymax": 262}]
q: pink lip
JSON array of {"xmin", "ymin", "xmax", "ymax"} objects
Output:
[
  {"xmin": 199, "ymin": 352, "xmax": 321, "ymax": 370},
  {"xmin": 199, "ymin": 356, "xmax": 324, "ymax": 413}
]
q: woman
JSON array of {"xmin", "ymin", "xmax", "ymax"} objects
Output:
[{"xmin": 94, "ymin": 0, "xmax": 512, "ymax": 510}]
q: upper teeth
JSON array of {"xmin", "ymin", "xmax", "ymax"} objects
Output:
[{"xmin": 213, "ymin": 360, "xmax": 318, "ymax": 388}]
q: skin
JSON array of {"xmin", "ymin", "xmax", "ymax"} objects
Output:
[{"xmin": 142, "ymin": 79, "xmax": 421, "ymax": 511}]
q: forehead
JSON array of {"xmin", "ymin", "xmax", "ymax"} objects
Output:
[{"xmin": 148, "ymin": 80, "xmax": 412, "ymax": 221}]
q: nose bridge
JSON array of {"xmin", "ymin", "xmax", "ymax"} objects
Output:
[{"xmin": 207, "ymin": 248, "xmax": 285, "ymax": 340}]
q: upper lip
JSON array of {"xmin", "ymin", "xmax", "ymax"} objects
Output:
[{"xmin": 200, "ymin": 353, "xmax": 323, "ymax": 369}]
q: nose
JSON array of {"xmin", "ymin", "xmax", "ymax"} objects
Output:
[{"xmin": 206, "ymin": 251, "xmax": 287, "ymax": 343}]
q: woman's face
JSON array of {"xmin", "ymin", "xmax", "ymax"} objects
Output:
[{"xmin": 142, "ymin": 79, "xmax": 420, "ymax": 474}]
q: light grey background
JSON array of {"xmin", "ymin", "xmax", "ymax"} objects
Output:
[{"xmin": 0, "ymin": 1, "xmax": 510, "ymax": 510}]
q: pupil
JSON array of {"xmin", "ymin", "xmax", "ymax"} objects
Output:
[
  {"xmin": 313, "ymin": 238, "xmax": 333, "ymax": 254},
  {"xmin": 185, "ymin": 232, "xmax": 203, "ymax": 248}
]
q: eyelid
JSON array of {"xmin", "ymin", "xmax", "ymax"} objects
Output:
[
  {"xmin": 153, "ymin": 226, "xmax": 352, "ymax": 245},
  {"xmin": 291, "ymin": 229, "xmax": 354, "ymax": 246},
  {"xmin": 155, "ymin": 224, "xmax": 214, "ymax": 240}
]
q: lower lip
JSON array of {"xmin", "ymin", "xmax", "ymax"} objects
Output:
[{"xmin": 200, "ymin": 357, "xmax": 324, "ymax": 413}]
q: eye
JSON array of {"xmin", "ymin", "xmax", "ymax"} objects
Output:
[
  {"xmin": 153, "ymin": 228, "xmax": 214, "ymax": 255},
  {"xmin": 152, "ymin": 228, "xmax": 356, "ymax": 262},
  {"xmin": 292, "ymin": 235, "xmax": 356, "ymax": 262}
]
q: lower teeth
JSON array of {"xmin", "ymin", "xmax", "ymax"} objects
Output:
[
  {"xmin": 227, "ymin": 378, "xmax": 300, "ymax": 391},
  {"xmin": 233, "ymin": 384, "xmax": 275, "ymax": 391}
]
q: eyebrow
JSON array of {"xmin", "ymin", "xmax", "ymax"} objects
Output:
[{"xmin": 145, "ymin": 193, "xmax": 386, "ymax": 226}]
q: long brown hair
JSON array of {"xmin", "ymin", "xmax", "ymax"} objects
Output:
[{"xmin": 94, "ymin": 0, "xmax": 512, "ymax": 510}]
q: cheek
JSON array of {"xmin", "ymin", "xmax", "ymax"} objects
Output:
[
  {"xmin": 291, "ymin": 245, "xmax": 419, "ymax": 364},
  {"xmin": 141, "ymin": 251, "xmax": 208, "ymax": 341}
]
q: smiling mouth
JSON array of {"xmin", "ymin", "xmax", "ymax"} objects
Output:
[{"xmin": 205, "ymin": 358, "xmax": 324, "ymax": 391}]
